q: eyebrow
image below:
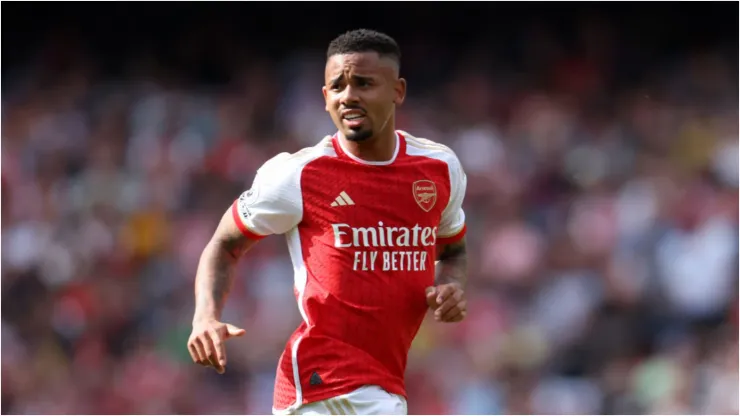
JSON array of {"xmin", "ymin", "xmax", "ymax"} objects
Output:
[{"xmin": 328, "ymin": 74, "xmax": 374, "ymax": 85}]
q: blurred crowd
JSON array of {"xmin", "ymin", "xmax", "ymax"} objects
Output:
[{"xmin": 2, "ymin": 9, "xmax": 738, "ymax": 415}]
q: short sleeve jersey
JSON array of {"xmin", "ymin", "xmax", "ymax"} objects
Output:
[{"xmin": 231, "ymin": 131, "xmax": 467, "ymax": 413}]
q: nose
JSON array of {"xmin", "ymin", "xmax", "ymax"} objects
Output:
[{"xmin": 340, "ymin": 84, "xmax": 360, "ymax": 106}]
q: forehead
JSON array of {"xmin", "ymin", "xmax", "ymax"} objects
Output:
[{"xmin": 325, "ymin": 52, "xmax": 396, "ymax": 78}]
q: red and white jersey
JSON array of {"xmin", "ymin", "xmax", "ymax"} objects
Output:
[{"xmin": 231, "ymin": 131, "xmax": 467, "ymax": 413}]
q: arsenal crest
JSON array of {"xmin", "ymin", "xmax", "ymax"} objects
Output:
[{"xmin": 413, "ymin": 180, "xmax": 437, "ymax": 212}]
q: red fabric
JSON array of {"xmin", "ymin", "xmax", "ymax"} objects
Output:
[{"xmin": 272, "ymin": 134, "xmax": 463, "ymax": 410}]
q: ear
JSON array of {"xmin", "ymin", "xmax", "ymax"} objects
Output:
[
  {"xmin": 322, "ymin": 86, "xmax": 329, "ymax": 112},
  {"xmin": 394, "ymin": 78, "xmax": 407, "ymax": 106}
]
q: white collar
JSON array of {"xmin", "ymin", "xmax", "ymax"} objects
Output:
[{"xmin": 336, "ymin": 131, "xmax": 400, "ymax": 166}]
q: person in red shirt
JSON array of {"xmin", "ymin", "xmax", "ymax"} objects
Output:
[{"xmin": 188, "ymin": 29, "xmax": 469, "ymax": 415}]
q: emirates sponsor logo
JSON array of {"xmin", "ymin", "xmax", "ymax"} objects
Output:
[
  {"xmin": 331, "ymin": 222, "xmax": 437, "ymax": 248},
  {"xmin": 331, "ymin": 222, "xmax": 436, "ymax": 272}
]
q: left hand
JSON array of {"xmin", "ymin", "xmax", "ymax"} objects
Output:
[{"xmin": 425, "ymin": 283, "xmax": 467, "ymax": 323}]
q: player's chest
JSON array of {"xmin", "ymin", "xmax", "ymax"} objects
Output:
[{"xmin": 299, "ymin": 160, "xmax": 450, "ymax": 226}]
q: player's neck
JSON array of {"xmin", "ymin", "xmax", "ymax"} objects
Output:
[{"xmin": 340, "ymin": 129, "xmax": 398, "ymax": 163}]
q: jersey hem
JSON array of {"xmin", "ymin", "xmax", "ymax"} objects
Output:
[{"xmin": 272, "ymin": 382, "xmax": 407, "ymax": 413}]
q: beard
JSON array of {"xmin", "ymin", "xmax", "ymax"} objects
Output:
[{"xmin": 345, "ymin": 127, "xmax": 373, "ymax": 142}]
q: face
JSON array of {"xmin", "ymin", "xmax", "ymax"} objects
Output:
[{"xmin": 323, "ymin": 52, "xmax": 406, "ymax": 142}]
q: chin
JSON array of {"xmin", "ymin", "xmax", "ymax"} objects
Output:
[{"xmin": 345, "ymin": 128, "xmax": 373, "ymax": 142}]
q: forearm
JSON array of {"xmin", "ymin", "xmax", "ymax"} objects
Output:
[
  {"xmin": 193, "ymin": 240, "xmax": 238, "ymax": 323},
  {"xmin": 193, "ymin": 207, "xmax": 255, "ymax": 323},
  {"xmin": 435, "ymin": 238, "xmax": 468, "ymax": 288}
]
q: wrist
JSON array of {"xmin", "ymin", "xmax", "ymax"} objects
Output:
[
  {"xmin": 193, "ymin": 310, "xmax": 220, "ymax": 326},
  {"xmin": 435, "ymin": 276, "xmax": 464, "ymax": 288}
]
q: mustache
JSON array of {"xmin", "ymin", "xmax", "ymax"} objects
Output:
[{"xmin": 340, "ymin": 106, "xmax": 366, "ymax": 113}]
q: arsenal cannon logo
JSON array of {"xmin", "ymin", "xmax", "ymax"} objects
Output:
[{"xmin": 412, "ymin": 180, "xmax": 437, "ymax": 212}]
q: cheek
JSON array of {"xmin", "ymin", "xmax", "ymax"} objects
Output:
[
  {"xmin": 325, "ymin": 97, "xmax": 339, "ymax": 113},
  {"xmin": 367, "ymin": 94, "xmax": 394, "ymax": 117},
  {"xmin": 371, "ymin": 98, "xmax": 395, "ymax": 119}
]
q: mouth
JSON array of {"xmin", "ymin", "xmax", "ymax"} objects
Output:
[{"xmin": 341, "ymin": 110, "xmax": 367, "ymax": 128}]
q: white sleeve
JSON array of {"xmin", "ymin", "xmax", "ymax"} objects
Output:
[
  {"xmin": 437, "ymin": 155, "xmax": 467, "ymax": 244},
  {"xmin": 231, "ymin": 153, "xmax": 303, "ymax": 239}
]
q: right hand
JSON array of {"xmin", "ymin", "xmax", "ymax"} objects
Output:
[{"xmin": 187, "ymin": 319, "xmax": 246, "ymax": 374}]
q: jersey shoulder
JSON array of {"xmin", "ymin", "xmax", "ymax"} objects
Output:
[
  {"xmin": 400, "ymin": 130, "xmax": 462, "ymax": 172},
  {"xmin": 258, "ymin": 135, "xmax": 336, "ymax": 180}
]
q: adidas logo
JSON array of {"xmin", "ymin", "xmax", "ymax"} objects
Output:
[
  {"xmin": 309, "ymin": 372, "xmax": 323, "ymax": 385},
  {"xmin": 330, "ymin": 191, "xmax": 355, "ymax": 207}
]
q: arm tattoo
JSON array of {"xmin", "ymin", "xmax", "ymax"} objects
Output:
[
  {"xmin": 435, "ymin": 238, "xmax": 468, "ymax": 288},
  {"xmin": 207, "ymin": 250, "xmax": 233, "ymax": 317},
  {"xmin": 221, "ymin": 231, "xmax": 251, "ymax": 260},
  {"xmin": 193, "ymin": 226, "xmax": 252, "ymax": 323}
]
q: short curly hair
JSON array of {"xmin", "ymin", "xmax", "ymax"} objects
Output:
[{"xmin": 327, "ymin": 29, "xmax": 401, "ymax": 66}]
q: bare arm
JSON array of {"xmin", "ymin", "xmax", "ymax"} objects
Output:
[
  {"xmin": 435, "ymin": 237, "xmax": 468, "ymax": 289},
  {"xmin": 193, "ymin": 208, "xmax": 259, "ymax": 324},
  {"xmin": 189, "ymin": 153, "xmax": 300, "ymax": 372},
  {"xmin": 428, "ymin": 237, "xmax": 468, "ymax": 323},
  {"xmin": 188, "ymin": 208, "xmax": 259, "ymax": 373}
]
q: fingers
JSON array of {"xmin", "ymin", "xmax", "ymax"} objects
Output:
[
  {"xmin": 188, "ymin": 321, "xmax": 244, "ymax": 374},
  {"xmin": 427, "ymin": 284, "xmax": 467, "ymax": 323},
  {"xmin": 435, "ymin": 290, "xmax": 463, "ymax": 320},
  {"xmin": 225, "ymin": 324, "xmax": 246, "ymax": 338},
  {"xmin": 204, "ymin": 330, "xmax": 226, "ymax": 374},
  {"xmin": 193, "ymin": 337, "xmax": 209, "ymax": 364},
  {"xmin": 441, "ymin": 309, "xmax": 466, "ymax": 323},
  {"xmin": 201, "ymin": 331, "xmax": 216, "ymax": 364},
  {"xmin": 189, "ymin": 335, "xmax": 222, "ymax": 371},
  {"xmin": 425, "ymin": 287, "xmax": 438, "ymax": 308},
  {"xmin": 440, "ymin": 299, "xmax": 467, "ymax": 322},
  {"xmin": 187, "ymin": 342, "xmax": 202, "ymax": 364},
  {"xmin": 435, "ymin": 285, "xmax": 456, "ymax": 305},
  {"xmin": 211, "ymin": 330, "xmax": 227, "ymax": 369}
]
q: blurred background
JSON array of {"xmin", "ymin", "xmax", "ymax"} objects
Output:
[{"xmin": 1, "ymin": 2, "xmax": 738, "ymax": 414}]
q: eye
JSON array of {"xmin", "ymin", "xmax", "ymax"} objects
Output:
[
  {"xmin": 330, "ymin": 83, "xmax": 342, "ymax": 91},
  {"xmin": 357, "ymin": 79, "xmax": 371, "ymax": 87}
]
